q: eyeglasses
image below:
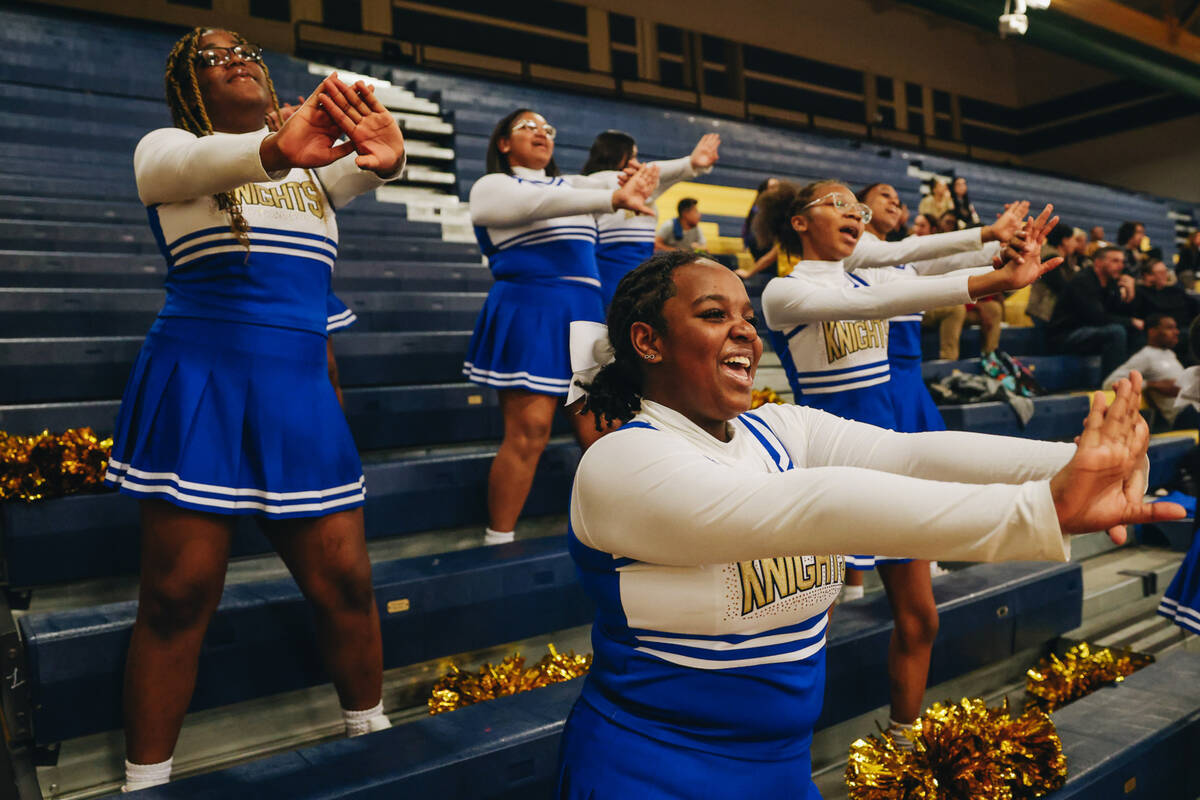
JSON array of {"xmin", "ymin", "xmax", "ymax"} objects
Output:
[
  {"xmin": 194, "ymin": 44, "xmax": 264, "ymax": 69},
  {"xmin": 801, "ymin": 192, "xmax": 872, "ymax": 224},
  {"xmin": 511, "ymin": 119, "xmax": 557, "ymax": 139}
]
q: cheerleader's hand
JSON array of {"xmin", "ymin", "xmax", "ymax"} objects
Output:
[
  {"xmin": 320, "ymin": 78, "xmax": 406, "ymax": 176},
  {"xmin": 988, "ymin": 204, "xmax": 1062, "ymax": 290},
  {"xmin": 1050, "ymin": 372, "xmax": 1186, "ymax": 542},
  {"xmin": 261, "ymin": 75, "xmax": 357, "ymax": 172},
  {"xmin": 690, "ymin": 133, "xmax": 721, "ymax": 170},
  {"xmin": 981, "ymin": 200, "xmax": 1029, "ymax": 243},
  {"xmin": 612, "ymin": 163, "xmax": 660, "ymax": 216},
  {"xmin": 265, "ymin": 96, "xmax": 305, "ymax": 132}
]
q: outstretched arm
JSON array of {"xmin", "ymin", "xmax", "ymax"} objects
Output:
[
  {"xmin": 761, "ymin": 268, "xmax": 974, "ymax": 327},
  {"xmin": 573, "ymin": 431, "xmax": 1067, "ymax": 566},
  {"xmin": 470, "ymin": 164, "xmax": 659, "ymax": 227},
  {"xmin": 847, "ymin": 201, "xmax": 1029, "ymax": 270}
]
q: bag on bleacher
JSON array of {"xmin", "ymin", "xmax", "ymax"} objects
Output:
[{"xmin": 979, "ymin": 350, "xmax": 1044, "ymax": 397}]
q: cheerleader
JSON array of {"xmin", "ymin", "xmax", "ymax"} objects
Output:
[
  {"xmin": 856, "ymin": 182, "xmax": 1008, "ymax": 434},
  {"xmin": 1159, "ymin": 530, "xmax": 1200, "ymax": 635},
  {"xmin": 557, "ymin": 250, "xmax": 1180, "ymax": 797},
  {"xmin": 464, "ymin": 109, "xmax": 659, "ymax": 544},
  {"xmin": 580, "ymin": 130, "xmax": 720, "ymax": 307},
  {"xmin": 106, "ymin": 28, "xmax": 405, "ymax": 790},
  {"xmin": 753, "ymin": 180, "xmax": 1055, "ymax": 742}
]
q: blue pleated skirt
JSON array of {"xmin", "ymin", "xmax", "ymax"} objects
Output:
[
  {"xmin": 888, "ymin": 356, "xmax": 946, "ymax": 433},
  {"xmin": 1158, "ymin": 526, "xmax": 1200, "ymax": 635},
  {"xmin": 104, "ymin": 316, "xmax": 365, "ymax": 518},
  {"xmin": 556, "ymin": 698, "xmax": 822, "ymax": 799},
  {"xmin": 463, "ymin": 278, "xmax": 605, "ymax": 396}
]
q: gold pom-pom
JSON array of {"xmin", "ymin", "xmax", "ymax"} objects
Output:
[
  {"xmin": 750, "ymin": 387, "xmax": 786, "ymax": 410},
  {"xmin": 1025, "ymin": 642, "xmax": 1153, "ymax": 712},
  {"xmin": 0, "ymin": 428, "xmax": 113, "ymax": 502},
  {"xmin": 846, "ymin": 697, "xmax": 1066, "ymax": 799},
  {"xmin": 427, "ymin": 643, "xmax": 591, "ymax": 715}
]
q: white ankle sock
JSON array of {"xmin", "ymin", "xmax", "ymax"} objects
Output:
[
  {"xmin": 484, "ymin": 527, "xmax": 514, "ymax": 545},
  {"xmin": 344, "ymin": 701, "xmax": 391, "ymax": 737},
  {"xmin": 841, "ymin": 583, "xmax": 865, "ymax": 601},
  {"xmin": 886, "ymin": 718, "xmax": 915, "ymax": 751},
  {"xmin": 122, "ymin": 757, "xmax": 172, "ymax": 792}
]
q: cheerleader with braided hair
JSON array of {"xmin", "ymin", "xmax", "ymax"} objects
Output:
[{"xmin": 107, "ymin": 28, "xmax": 405, "ymax": 791}]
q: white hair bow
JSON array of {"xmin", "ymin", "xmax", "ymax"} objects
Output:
[{"xmin": 566, "ymin": 320, "xmax": 615, "ymax": 405}]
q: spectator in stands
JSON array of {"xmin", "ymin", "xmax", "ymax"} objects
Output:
[
  {"xmin": 464, "ymin": 108, "xmax": 659, "ymax": 548},
  {"xmin": 1118, "ymin": 220, "xmax": 1147, "ymax": 274},
  {"xmin": 1135, "ymin": 259, "xmax": 1198, "ymax": 362},
  {"xmin": 1103, "ymin": 313, "xmax": 1195, "ymax": 429},
  {"xmin": 950, "ymin": 176, "xmax": 981, "ymax": 228},
  {"xmin": 754, "ymin": 179, "xmax": 1057, "ymax": 746},
  {"xmin": 886, "ymin": 201, "xmax": 911, "ymax": 241},
  {"xmin": 580, "ymin": 129, "xmax": 720, "ymax": 307},
  {"xmin": 656, "ymin": 197, "xmax": 706, "ymax": 251},
  {"xmin": 1047, "ymin": 246, "xmax": 1140, "ymax": 376},
  {"xmin": 1176, "ymin": 229, "xmax": 1200, "ymax": 290},
  {"xmin": 918, "ymin": 177, "xmax": 953, "ymax": 220},
  {"xmin": 938, "ymin": 209, "xmax": 959, "ymax": 233},
  {"xmin": 1085, "ymin": 224, "xmax": 1108, "ymax": 257},
  {"xmin": 742, "ymin": 177, "xmax": 779, "ymax": 259},
  {"xmin": 557, "ymin": 250, "xmax": 1179, "ymax": 797},
  {"xmin": 109, "ymin": 29, "xmax": 408, "ymax": 792},
  {"xmin": 911, "ymin": 212, "xmax": 938, "ymax": 237},
  {"xmin": 735, "ymin": 178, "xmax": 782, "ymax": 279},
  {"xmin": 1026, "ymin": 219, "xmax": 1084, "ymax": 327}
]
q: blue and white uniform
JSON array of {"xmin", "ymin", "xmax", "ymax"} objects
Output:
[
  {"xmin": 464, "ymin": 167, "xmax": 616, "ymax": 395},
  {"xmin": 589, "ymin": 157, "xmax": 711, "ymax": 307},
  {"xmin": 1159, "ymin": 528, "xmax": 1200, "ymax": 635},
  {"xmin": 558, "ymin": 399, "xmax": 1073, "ymax": 797},
  {"xmin": 763, "ymin": 241, "xmax": 988, "ymax": 569},
  {"xmin": 849, "ymin": 230, "xmax": 999, "ymax": 434},
  {"xmin": 326, "ymin": 291, "xmax": 357, "ymax": 332},
  {"xmin": 105, "ymin": 127, "xmax": 398, "ymax": 517},
  {"xmin": 761, "ymin": 259, "xmax": 974, "ymax": 426}
]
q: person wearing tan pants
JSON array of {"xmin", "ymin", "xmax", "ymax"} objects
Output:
[{"xmin": 924, "ymin": 298, "xmax": 1003, "ymax": 360}]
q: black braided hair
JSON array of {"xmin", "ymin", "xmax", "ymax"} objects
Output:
[
  {"xmin": 751, "ymin": 178, "xmax": 846, "ymax": 259},
  {"xmin": 163, "ymin": 27, "xmax": 298, "ymax": 250},
  {"xmin": 578, "ymin": 250, "xmax": 706, "ymax": 430}
]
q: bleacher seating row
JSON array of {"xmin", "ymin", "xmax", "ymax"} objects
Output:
[
  {"xmin": 0, "ymin": 5, "xmax": 1196, "ymax": 799},
  {"xmin": 110, "ymin": 644, "xmax": 1200, "ymax": 799}
]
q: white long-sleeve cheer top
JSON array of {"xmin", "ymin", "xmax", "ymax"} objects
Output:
[{"xmin": 568, "ymin": 399, "xmax": 1073, "ymax": 759}]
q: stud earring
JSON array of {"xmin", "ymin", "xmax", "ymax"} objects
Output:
[{"xmin": 643, "ymin": 353, "xmax": 656, "ymax": 361}]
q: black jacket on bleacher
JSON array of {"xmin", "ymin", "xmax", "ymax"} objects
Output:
[
  {"xmin": 1133, "ymin": 285, "xmax": 1199, "ymax": 330},
  {"xmin": 1047, "ymin": 268, "xmax": 1135, "ymax": 343}
]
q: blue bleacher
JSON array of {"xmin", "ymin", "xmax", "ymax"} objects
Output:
[
  {"xmin": 115, "ymin": 642, "xmax": 1200, "ymax": 800},
  {"xmin": 103, "ymin": 560, "xmax": 1084, "ymax": 799},
  {"xmin": 923, "ymin": 354, "xmax": 1102, "ymax": 394},
  {"xmin": 1, "ymin": 5, "xmax": 1198, "ymax": 796}
]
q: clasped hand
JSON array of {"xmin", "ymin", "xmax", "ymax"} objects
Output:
[{"xmin": 260, "ymin": 72, "xmax": 405, "ymax": 176}]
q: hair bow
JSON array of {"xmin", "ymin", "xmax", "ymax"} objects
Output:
[{"xmin": 565, "ymin": 320, "xmax": 615, "ymax": 405}]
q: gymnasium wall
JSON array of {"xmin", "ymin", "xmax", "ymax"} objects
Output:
[{"xmin": 1025, "ymin": 113, "xmax": 1200, "ymax": 204}]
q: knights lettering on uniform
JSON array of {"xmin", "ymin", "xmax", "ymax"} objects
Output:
[
  {"xmin": 821, "ymin": 319, "xmax": 888, "ymax": 363},
  {"xmin": 233, "ymin": 180, "xmax": 325, "ymax": 219},
  {"xmin": 738, "ymin": 555, "xmax": 846, "ymax": 615}
]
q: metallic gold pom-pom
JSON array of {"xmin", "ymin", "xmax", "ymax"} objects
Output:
[
  {"xmin": 0, "ymin": 428, "xmax": 113, "ymax": 502},
  {"xmin": 846, "ymin": 697, "xmax": 1066, "ymax": 799},
  {"xmin": 750, "ymin": 387, "xmax": 785, "ymax": 410},
  {"xmin": 1025, "ymin": 642, "xmax": 1153, "ymax": 712},
  {"xmin": 427, "ymin": 644, "xmax": 591, "ymax": 715}
]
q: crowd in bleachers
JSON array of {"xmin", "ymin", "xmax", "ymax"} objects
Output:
[{"xmin": 1, "ymin": 5, "xmax": 1200, "ymax": 799}]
